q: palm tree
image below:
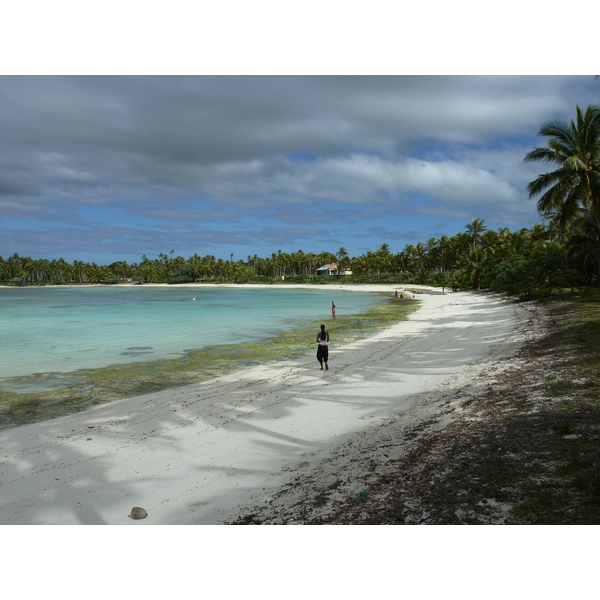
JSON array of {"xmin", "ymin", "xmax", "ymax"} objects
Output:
[
  {"xmin": 336, "ymin": 247, "xmax": 348, "ymax": 261},
  {"xmin": 529, "ymin": 223, "xmax": 550, "ymax": 243},
  {"xmin": 402, "ymin": 244, "xmax": 420, "ymax": 277},
  {"xmin": 394, "ymin": 250, "xmax": 410, "ymax": 276},
  {"xmin": 566, "ymin": 215, "xmax": 600, "ymax": 282},
  {"xmin": 0, "ymin": 256, "xmax": 6, "ymax": 280},
  {"xmin": 452, "ymin": 231, "xmax": 471, "ymax": 259},
  {"xmin": 351, "ymin": 255, "xmax": 367, "ymax": 276},
  {"xmin": 7, "ymin": 253, "xmax": 23, "ymax": 280},
  {"xmin": 73, "ymin": 260, "xmax": 85, "ymax": 283},
  {"xmin": 438, "ymin": 235, "xmax": 455, "ymax": 280},
  {"xmin": 464, "ymin": 247, "xmax": 488, "ymax": 291},
  {"xmin": 466, "ymin": 217, "xmax": 487, "ymax": 250},
  {"xmin": 524, "ymin": 104, "xmax": 600, "ymax": 231},
  {"xmin": 335, "ymin": 247, "xmax": 351, "ymax": 276},
  {"xmin": 504, "ymin": 229, "xmax": 530, "ymax": 256},
  {"xmin": 376, "ymin": 243, "xmax": 391, "ymax": 257},
  {"xmin": 413, "ymin": 242, "xmax": 429, "ymax": 280},
  {"xmin": 424, "ymin": 237, "xmax": 439, "ymax": 273}
]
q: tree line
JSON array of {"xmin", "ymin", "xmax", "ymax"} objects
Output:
[{"xmin": 2, "ymin": 104, "xmax": 600, "ymax": 300}]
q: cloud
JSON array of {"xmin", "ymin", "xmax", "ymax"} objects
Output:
[
  {"xmin": 398, "ymin": 158, "xmax": 519, "ymax": 205},
  {"xmin": 0, "ymin": 76, "xmax": 582, "ymax": 198},
  {"xmin": 193, "ymin": 152, "xmax": 522, "ymax": 211},
  {"xmin": 0, "ymin": 75, "xmax": 596, "ymax": 262}
]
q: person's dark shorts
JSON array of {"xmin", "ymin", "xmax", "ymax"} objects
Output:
[{"xmin": 317, "ymin": 345, "xmax": 328, "ymax": 362}]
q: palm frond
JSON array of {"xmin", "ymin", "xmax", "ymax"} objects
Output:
[
  {"xmin": 537, "ymin": 120, "xmax": 573, "ymax": 141},
  {"xmin": 524, "ymin": 146, "xmax": 565, "ymax": 165},
  {"xmin": 527, "ymin": 169, "xmax": 575, "ymax": 198}
]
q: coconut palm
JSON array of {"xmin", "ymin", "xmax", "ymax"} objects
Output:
[
  {"xmin": 466, "ymin": 217, "xmax": 487, "ymax": 250},
  {"xmin": 437, "ymin": 234, "xmax": 456, "ymax": 278},
  {"xmin": 335, "ymin": 247, "xmax": 351, "ymax": 275},
  {"xmin": 566, "ymin": 215, "xmax": 600, "ymax": 281},
  {"xmin": 463, "ymin": 247, "xmax": 488, "ymax": 290},
  {"xmin": 525, "ymin": 104, "xmax": 600, "ymax": 231},
  {"xmin": 336, "ymin": 247, "xmax": 348, "ymax": 262}
]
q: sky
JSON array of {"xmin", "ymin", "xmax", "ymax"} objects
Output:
[
  {"xmin": 1, "ymin": 8, "xmax": 599, "ymax": 266},
  {"xmin": 2, "ymin": 75, "xmax": 599, "ymax": 265}
]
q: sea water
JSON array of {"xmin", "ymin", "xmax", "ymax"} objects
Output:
[{"xmin": 0, "ymin": 286, "xmax": 383, "ymax": 380}]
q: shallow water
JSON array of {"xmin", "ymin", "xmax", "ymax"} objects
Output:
[
  {"xmin": 0, "ymin": 285, "xmax": 383, "ymax": 381},
  {"xmin": 1, "ymin": 286, "xmax": 418, "ymax": 430}
]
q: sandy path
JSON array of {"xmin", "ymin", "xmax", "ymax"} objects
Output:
[{"xmin": 0, "ymin": 287, "xmax": 523, "ymax": 524}]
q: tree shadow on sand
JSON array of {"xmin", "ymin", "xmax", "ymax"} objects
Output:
[{"xmin": 0, "ymin": 292, "xmax": 526, "ymax": 524}]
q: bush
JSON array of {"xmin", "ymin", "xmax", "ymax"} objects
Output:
[
  {"xmin": 485, "ymin": 248, "xmax": 569, "ymax": 299},
  {"xmin": 283, "ymin": 274, "xmax": 318, "ymax": 283},
  {"xmin": 168, "ymin": 263, "xmax": 194, "ymax": 283}
]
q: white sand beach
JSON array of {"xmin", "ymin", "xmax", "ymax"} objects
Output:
[{"xmin": 0, "ymin": 284, "xmax": 536, "ymax": 525}]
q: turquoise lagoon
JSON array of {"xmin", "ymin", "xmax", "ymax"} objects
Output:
[{"xmin": 0, "ymin": 285, "xmax": 384, "ymax": 382}]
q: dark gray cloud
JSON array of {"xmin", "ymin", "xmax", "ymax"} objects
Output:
[{"xmin": 0, "ymin": 75, "xmax": 597, "ymax": 262}]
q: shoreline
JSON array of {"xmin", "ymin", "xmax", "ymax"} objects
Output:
[
  {"xmin": 0, "ymin": 281, "xmax": 445, "ymax": 293},
  {"xmin": 0, "ymin": 285, "xmax": 530, "ymax": 525},
  {"xmin": 0, "ymin": 284, "xmax": 415, "ymax": 429}
]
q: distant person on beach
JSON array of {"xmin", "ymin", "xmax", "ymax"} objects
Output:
[
  {"xmin": 331, "ymin": 301, "xmax": 336, "ymax": 320},
  {"xmin": 395, "ymin": 290, "xmax": 398, "ymax": 298},
  {"xmin": 316, "ymin": 324, "xmax": 329, "ymax": 370}
]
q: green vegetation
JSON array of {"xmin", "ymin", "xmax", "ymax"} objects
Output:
[
  {"xmin": 0, "ymin": 218, "xmax": 595, "ymax": 299},
  {"xmin": 0, "ymin": 293, "xmax": 418, "ymax": 430}
]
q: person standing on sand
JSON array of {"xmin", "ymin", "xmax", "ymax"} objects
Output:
[
  {"xmin": 316, "ymin": 324, "xmax": 329, "ymax": 370},
  {"xmin": 331, "ymin": 301, "xmax": 336, "ymax": 320}
]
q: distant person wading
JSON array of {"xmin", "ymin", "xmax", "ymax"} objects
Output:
[{"xmin": 316, "ymin": 324, "xmax": 329, "ymax": 370}]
